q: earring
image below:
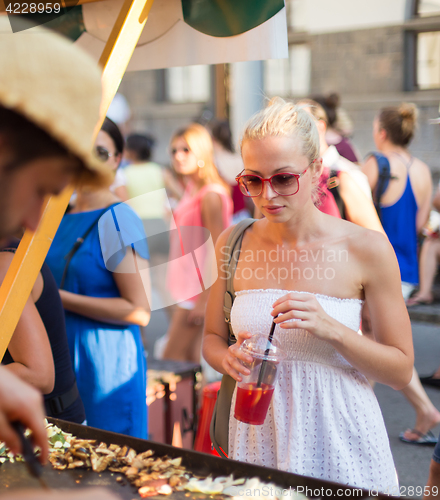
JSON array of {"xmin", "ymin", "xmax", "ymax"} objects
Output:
[{"xmin": 197, "ymin": 160, "xmax": 205, "ymax": 168}]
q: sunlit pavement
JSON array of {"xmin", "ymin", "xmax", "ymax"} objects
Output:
[{"xmin": 376, "ymin": 320, "xmax": 440, "ymax": 498}]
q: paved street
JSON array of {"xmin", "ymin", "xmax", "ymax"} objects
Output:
[{"xmin": 376, "ymin": 320, "xmax": 440, "ymax": 498}]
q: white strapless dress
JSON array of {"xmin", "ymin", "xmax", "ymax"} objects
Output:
[{"xmin": 229, "ymin": 289, "xmax": 398, "ymax": 493}]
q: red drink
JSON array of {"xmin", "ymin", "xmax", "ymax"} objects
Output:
[{"xmin": 234, "ymin": 383, "xmax": 274, "ymax": 425}]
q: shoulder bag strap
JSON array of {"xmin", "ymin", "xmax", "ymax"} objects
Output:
[
  {"xmin": 327, "ymin": 170, "xmax": 346, "ymax": 219},
  {"xmin": 60, "ymin": 203, "xmax": 118, "ymax": 290},
  {"xmin": 223, "ymin": 218, "xmax": 256, "ymax": 346},
  {"xmin": 369, "ymin": 153, "xmax": 391, "ymax": 222}
]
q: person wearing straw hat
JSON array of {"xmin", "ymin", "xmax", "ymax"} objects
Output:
[{"xmin": 0, "ymin": 16, "xmax": 120, "ymax": 500}]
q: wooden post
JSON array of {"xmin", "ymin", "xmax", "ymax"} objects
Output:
[
  {"xmin": 214, "ymin": 64, "xmax": 229, "ymax": 120},
  {"xmin": 0, "ymin": 0, "xmax": 155, "ymax": 359},
  {"xmin": 98, "ymin": 0, "xmax": 156, "ymax": 116}
]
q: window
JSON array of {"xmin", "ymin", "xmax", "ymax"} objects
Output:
[
  {"xmin": 404, "ymin": 2, "xmax": 440, "ymax": 90},
  {"xmin": 165, "ymin": 65, "xmax": 210, "ymax": 103},
  {"xmin": 417, "ymin": 31, "xmax": 440, "ymax": 88},
  {"xmin": 417, "ymin": 0, "xmax": 440, "ymax": 17},
  {"xmin": 264, "ymin": 44, "xmax": 311, "ymax": 97}
]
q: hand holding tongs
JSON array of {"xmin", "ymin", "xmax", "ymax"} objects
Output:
[{"xmin": 12, "ymin": 421, "xmax": 49, "ymax": 490}]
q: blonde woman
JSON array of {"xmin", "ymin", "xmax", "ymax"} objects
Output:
[
  {"xmin": 362, "ymin": 104, "xmax": 438, "ymax": 445},
  {"xmin": 163, "ymin": 123, "xmax": 233, "ymax": 362},
  {"xmin": 363, "ymin": 103, "xmax": 432, "ymax": 301},
  {"xmin": 203, "ymin": 99, "xmax": 413, "ymax": 492}
]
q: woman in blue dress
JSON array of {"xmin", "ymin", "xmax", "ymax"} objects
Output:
[{"xmin": 46, "ymin": 118, "xmax": 151, "ymax": 438}]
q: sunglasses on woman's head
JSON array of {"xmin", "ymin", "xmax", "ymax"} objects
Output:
[
  {"xmin": 94, "ymin": 146, "xmax": 115, "ymax": 162},
  {"xmin": 235, "ymin": 160, "xmax": 316, "ymax": 197}
]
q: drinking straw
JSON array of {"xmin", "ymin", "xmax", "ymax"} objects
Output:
[{"xmin": 256, "ymin": 315, "xmax": 278, "ymax": 388}]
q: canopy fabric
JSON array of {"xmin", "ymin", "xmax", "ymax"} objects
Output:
[
  {"xmin": 181, "ymin": 0, "xmax": 284, "ymax": 37},
  {"xmin": 78, "ymin": 0, "xmax": 288, "ymax": 70},
  {"xmin": 9, "ymin": 0, "xmax": 287, "ymax": 69},
  {"xmin": 9, "ymin": 0, "xmax": 284, "ymax": 39}
]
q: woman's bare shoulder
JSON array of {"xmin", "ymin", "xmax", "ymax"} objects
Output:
[
  {"xmin": 344, "ymin": 222, "xmax": 392, "ymax": 262},
  {"xmin": 0, "ymin": 251, "xmax": 44, "ymax": 302},
  {"xmin": 410, "ymin": 156, "xmax": 432, "ymax": 179},
  {"xmin": 409, "ymin": 156, "xmax": 433, "ymax": 199},
  {"xmin": 200, "ymin": 185, "xmax": 231, "ymax": 212},
  {"xmin": 0, "ymin": 250, "xmax": 17, "ymax": 282},
  {"xmin": 321, "ymin": 215, "xmax": 388, "ymax": 254},
  {"xmin": 215, "ymin": 225, "xmax": 235, "ymax": 248}
]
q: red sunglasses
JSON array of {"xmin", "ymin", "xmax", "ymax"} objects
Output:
[{"xmin": 235, "ymin": 160, "xmax": 316, "ymax": 197}]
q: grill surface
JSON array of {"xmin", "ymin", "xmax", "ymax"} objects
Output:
[{"xmin": 0, "ymin": 418, "xmax": 394, "ymax": 499}]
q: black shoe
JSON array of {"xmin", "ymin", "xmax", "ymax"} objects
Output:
[{"xmin": 419, "ymin": 374, "xmax": 440, "ymax": 388}]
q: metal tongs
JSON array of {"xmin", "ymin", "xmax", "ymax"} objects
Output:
[{"xmin": 12, "ymin": 421, "xmax": 49, "ymax": 490}]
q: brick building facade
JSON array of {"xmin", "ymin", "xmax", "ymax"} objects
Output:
[
  {"xmin": 118, "ymin": 0, "xmax": 440, "ymax": 173},
  {"xmin": 307, "ymin": 23, "xmax": 440, "ymax": 172}
]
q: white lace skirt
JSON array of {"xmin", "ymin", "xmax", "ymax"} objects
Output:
[{"xmin": 229, "ymin": 360, "xmax": 398, "ymax": 493}]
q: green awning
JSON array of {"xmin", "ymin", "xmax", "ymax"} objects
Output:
[
  {"xmin": 182, "ymin": 0, "xmax": 284, "ymax": 37},
  {"xmin": 12, "ymin": 0, "xmax": 284, "ymax": 39}
]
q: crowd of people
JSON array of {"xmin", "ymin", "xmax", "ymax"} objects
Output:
[{"xmin": 2, "ymin": 13, "xmax": 440, "ymax": 500}]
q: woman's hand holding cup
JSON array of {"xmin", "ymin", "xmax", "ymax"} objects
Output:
[{"xmin": 222, "ymin": 331, "xmax": 253, "ymax": 382}]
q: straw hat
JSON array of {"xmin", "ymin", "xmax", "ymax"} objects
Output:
[{"xmin": 0, "ymin": 16, "xmax": 112, "ymax": 187}]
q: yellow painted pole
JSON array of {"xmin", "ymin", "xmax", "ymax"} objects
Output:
[
  {"xmin": 0, "ymin": 188, "xmax": 74, "ymax": 354},
  {"xmin": 98, "ymin": 0, "xmax": 155, "ymax": 115},
  {"xmin": 0, "ymin": 0, "xmax": 155, "ymax": 359}
]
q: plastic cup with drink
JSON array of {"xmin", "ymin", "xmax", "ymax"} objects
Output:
[{"xmin": 234, "ymin": 332, "xmax": 285, "ymax": 425}]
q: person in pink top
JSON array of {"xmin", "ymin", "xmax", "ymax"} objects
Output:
[{"xmin": 163, "ymin": 123, "xmax": 233, "ymax": 362}]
